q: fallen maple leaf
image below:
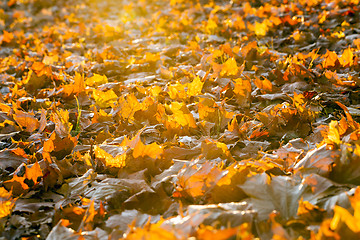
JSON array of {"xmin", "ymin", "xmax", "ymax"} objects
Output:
[{"xmin": 4, "ymin": 162, "xmax": 43, "ymax": 195}]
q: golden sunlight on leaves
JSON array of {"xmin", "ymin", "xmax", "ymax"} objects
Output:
[
  {"xmin": 254, "ymin": 21, "xmax": 268, "ymax": 36},
  {"xmin": 93, "ymin": 89, "xmax": 118, "ymax": 108},
  {"xmin": 167, "ymin": 102, "xmax": 197, "ymax": 129},
  {"xmin": 254, "ymin": 77, "xmax": 272, "ymax": 92},
  {"xmin": 320, "ymin": 188, "xmax": 360, "ymax": 238},
  {"xmin": 85, "ymin": 74, "xmax": 108, "ymax": 87},
  {"xmin": 168, "ymin": 82, "xmax": 187, "ymax": 100},
  {"xmin": 126, "ymin": 221, "xmax": 177, "ymax": 240},
  {"xmin": 201, "ymin": 139, "xmax": 232, "ymax": 160},
  {"xmin": 196, "ymin": 225, "xmax": 239, "ymax": 240},
  {"xmin": 187, "ymin": 76, "xmax": 204, "ymax": 96},
  {"xmin": 62, "ymin": 72, "xmax": 86, "ymax": 97},
  {"xmin": 220, "ymin": 57, "xmax": 238, "ymax": 77},
  {"xmin": 117, "ymin": 94, "xmax": 143, "ymax": 122},
  {"xmin": 94, "ymin": 146, "xmax": 126, "ymax": 168},
  {"xmin": 174, "ymin": 162, "xmax": 223, "ymax": 199},
  {"xmin": 1, "ymin": 30, "xmax": 14, "ymax": 43},
  {"xmin": 133, "ymin": 141, "xmax": 163, "ymax": 159},
  {"xmin": 339, "ymin": 47, "xmax": 354, "ymax": 67},
  {"xmin": 43, "ymin": 132, "xmax": 77, "ymax": 160},
  {"xmin": 322, "ymin": 50, "xmax": 338, "ymax": 68},
  {"xmin": 0, "ymin": 188, "xmax": 15, "ymax": 219},
  {"xmin": 326, "ymin": 120, "xmax": 341, "ymax": 146},
  {"xmin": 233, "ymin": 78, "xmax": 251, "ymax": 106},
  {"xmin": 2, "ymin": 0, "xmax": 360, "ymax": 238}
]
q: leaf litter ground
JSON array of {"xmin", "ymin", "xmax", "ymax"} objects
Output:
[{"xmin": 0, "ymin": 0, "xmax": 360, "ymax": 239}]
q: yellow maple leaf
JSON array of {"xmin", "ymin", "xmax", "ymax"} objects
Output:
[
  {"xmin": 2, "ymin": 30, "xmax": 14, "ymax": 43},
  {"xmin": 117, "ymin": 94, "xmax": 143, "ymax": 122},
  {"xmin": 127, "ymin": 221, "xmax": 177, "ymax": 240},
  {"xmin": 205, "ymin": 18, "xmax": 217, "ymax": 34},
  {"xmin": 187, "ymin": 76, "xmax": 204, "ymax": 96},
  {"xmin": 93, "ymin": 89, "xmax": 118, "ymax": 108},
  {"xmin": 168, "ymin": 102, "xmax": 197, "ymax": 128},
  {"xmin": 254, "ymin": 77, "xmax": 272, "ymax": 92},
  {"xmin": 197, "ymin": 226, "xmax": 239, "ymax": 240},
  {"xmin": 133, "ymin": 141, "xmax": 163, "ymax": 159},
  {"xmin": 327, "ymin": 120, "xmax": 341, "ymax": 146},
  {"xmin": 220, "ymin": 57, "xmax": 238, "ymax": 76},
  {"xmin": 168, "ymin": 82, "xmax": 187, "ymax": 100},
  {"xmin": 0, "ymin": 187, "xmax": 15, "ymax": 218},
  {"xmin": 254, "ymin": 21, "xmax": 268, "ymax": 36},
  {"xmin": 85, "ymin": 74, "xmax": 108, "ymax": 87}
]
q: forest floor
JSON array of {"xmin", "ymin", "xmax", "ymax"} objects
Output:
[{"xmin": 0, "ymin": 0, "xmax": 360, "ymax": 239}]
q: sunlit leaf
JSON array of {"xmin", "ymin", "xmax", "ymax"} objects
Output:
[
  {"xmin": 126, "ymin": 221, "xmax": 177, "ymax": 240},
  {"xmin": 94, "ymin": 145, "xmax": 126, "ymax": 168},
  {"xmin": 322, "ymin": 50, "xmax": 338, "ymax": 68},
  {"xmin": 187, "ymin": 76, "xmax": 203, "ymax": 96},
  {"xmin": 85, "ymin": 74, "xmax": 108, "ymax": 87},
  {"xmin": 174, "ymin": 162, "xmax": 224, "ymax": 200},
  {"xmin": 93, "ymin": 89, "xmax": 118, "ymax": 108},
  {"xmin": 220, "ymin": 58, "xmax": 238, "ymax": 77},
  {"xmin": 1, "ymin": 30, "xmax": 14, "ymax": 43},
  {"xmin": 167, "ymin": 102, "xmax": 197, "ymax": 129},
  {"xmin": 254, "ymin": 21, "xmax": 268, "ymax": 36},
  {"xmin": 117, "ymin": 94, "xmax": 143, "ymax": 122},
  {"xmin": 339, "ymin": 47, "xmax": 354, "ymax": 67},
  {"xmin": 133, "ymin": 141, "xmax": 163, "ymax": 159}
]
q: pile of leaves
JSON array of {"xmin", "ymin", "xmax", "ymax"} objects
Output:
[{"xmin": 0, "ymin": 0, "xmax": 360, "ymax": 238}]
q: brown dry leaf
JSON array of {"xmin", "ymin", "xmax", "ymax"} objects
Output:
[
  {"xmin": 294, "ymin": 145, "xmax": 337, "ymax": 177},
  {"xmin": 240, "ymin": 173, "xmax": 306, "ymax": 220},
  {"xmin": 13, "ymin": 110, "xmax": 39, "ymax": 133},
  {"xmin": 43, "ymin": 132, "xmax": 77, "ymax": 160},
  {"xmin": 0, "ymin": 148, "xmax": 28, "ymax": 171}
]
